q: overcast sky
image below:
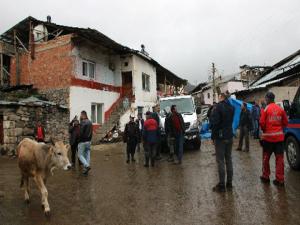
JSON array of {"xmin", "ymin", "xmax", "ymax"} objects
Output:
[{"xmin": 1, "ymin": 0, "xmax": 300, "ymax": 84}]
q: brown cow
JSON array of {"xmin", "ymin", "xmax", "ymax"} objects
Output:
[{"xmin": 17, "ymin": 138, "xmax": 71, "ymax": 216}]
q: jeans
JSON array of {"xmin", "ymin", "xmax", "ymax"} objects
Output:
[
  {"xmin": 238, "ymin": 126, "xmax": 249, "ymax": 150},
  {"xmin": 215, "ymin": 138, "xmax": 233, "ymax": 185},
  {"xmin": 252, "ymin": 119, "xmax": 259, "ymax": 138},
  {"xmin": 175, "ymin": 132, "xmax": 184, "ymax": 161},
  {"xmin": 167, "ymin": 135, "xmax": 176, "ymax": 156},
  {"xmin": 78, "ymin": 141, "xmax": 91, "ymax": 168}
]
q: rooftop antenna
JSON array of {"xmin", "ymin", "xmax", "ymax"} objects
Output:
[
  {"xmin": 47, "ymin": 15, "xmax": 51, "ymax": 23},
  {"xmin": 141, "ymin": 44, "xmax": 149, "ymax": 56}
]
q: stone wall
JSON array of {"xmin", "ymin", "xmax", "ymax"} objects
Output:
[
  {"xmin": 1, "ymin": 105, "xmax": 69, "ymax": 155},
  {"xmin": 38, "ymin": 87, "xmax": 70, "ymax": 106}
]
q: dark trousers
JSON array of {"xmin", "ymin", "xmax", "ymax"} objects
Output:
[
  {"xmin": 175, "ymin": 132, "xmax": 184, "ymax": 161},
  {"xmin": 144, "ymin": 143, "xmax": 157, "ymax": 166},
  {"xmin": 261, "ymin": 141, "xmax": 284, "ymax": 182},
  {"xmin": 126, "ymin": 140, "xmax": 137, "ymax": 160},
  {"xmin": 71, "ymin": 143, "xmax": 81, "ymax": 165},
  {"xmin": 215, "ymin": 139, "xmax": 233, "ymax": 185},
  {"xmin": 238, "ymin": 126, "xmax": 249, "ymax": 150},
  {"xmin": 156, "ymin": 130, "xmax": 161, "ymax": 157}
]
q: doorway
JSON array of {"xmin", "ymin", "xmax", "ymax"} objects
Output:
[{"xmin": 122, "ymin": 71, "xmax": 133, "ymax": 97}]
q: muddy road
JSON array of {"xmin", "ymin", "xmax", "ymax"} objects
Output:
[{"xmin": 1, "ymin": 140, "xmax": 300, "ymax": 225}]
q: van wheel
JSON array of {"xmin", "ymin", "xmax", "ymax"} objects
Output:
[{"xmin": 285, "ymin": 136, "xmax": 300, "ymax": 170}]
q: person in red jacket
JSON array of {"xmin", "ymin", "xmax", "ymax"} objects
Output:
[
  {"xmin": 259, "ymin": 92, "xmax": 288, "ymax": 186},
  {"xmin": 143, "ymin": 111, "xmax": 159, "ymax": 167},
  {"xmin": 34, "ymin": 121, "xmax": 45, "ymax": 142}
]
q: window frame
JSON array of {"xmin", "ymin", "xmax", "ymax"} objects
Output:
[
  {"xmin": 91, "ymin": 103, "xmax": 103, "ymax": 124},
  {"xmin": 82, "ymin": 60, "xmax": 96, "ymax": 79},
  {"xmin": 142, "ymin": 73, "xmax": 150, "ymax": 92}
]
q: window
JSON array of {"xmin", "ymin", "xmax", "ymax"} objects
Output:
[
  {"xmin": 36, "ymin": 32, "xmax": 42, "ymax": 40},
  {"xmin": 82, "ymin": 60, "xmax": 95, "ymax": 79},
  {"xmin": 91, "ymin": 103, "xmax": 103, "ymax": 124},
  {"xmin": 142, "ymin": 73, "xmax": 150, "ymax": 92},
  {"xmin": 207, "ymin": 93, "xmax": 210, "ymax": 99}
]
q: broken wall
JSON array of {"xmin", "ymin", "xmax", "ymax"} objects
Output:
[{"xmin": 9, "ymin": 34, "xmax": 74, "ymax": 90}]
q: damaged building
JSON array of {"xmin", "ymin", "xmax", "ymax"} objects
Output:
[
  {"xmin": 235, "ymin": 49, "xmax": 300, "ymax": 103},
  {"xmin": 0, "ymin": 16, "xmax": 186, "ymax": 149}
]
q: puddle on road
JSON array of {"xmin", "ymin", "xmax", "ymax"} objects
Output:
[{"xmin": 1, "ymin": 140, "xmax": 300, "ymax": 225}]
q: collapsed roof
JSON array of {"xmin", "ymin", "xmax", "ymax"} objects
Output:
[
  {"xmin": 0, "ymin": 16, "xmax": 186, "ymax": 86},
  {"xmin": 251, "ymin": 49, "xmax": 300, "ymax": 87}
]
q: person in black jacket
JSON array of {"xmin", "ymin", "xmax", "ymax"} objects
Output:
[
  {"xmin": 210, "ymin": 93, "xmax": 234, "ymax": 192},
  {"xmin": 123, "ymin": 115, "xmax": 139, "ymax": 163},
  {"xmin": 237, "ymin": 103, "xmax": 252, "ymax": 152},
  {"xmin": 169, "ymin": 105, "xmax": 185, "ymax": 164},
  {"xmin": 78, "ymin": 111, "xmax": 93, "ymax": 175},
  {"xmin": 164, "ymin": 106, "xmax": 176, "ymax": 162},
  {"xmin": 207, "ymin": 102, "xmax": 217, "ymax": 122},
  {"xmin": 69, "ymin": 117, "xmax": 81, "ymax": 167}
]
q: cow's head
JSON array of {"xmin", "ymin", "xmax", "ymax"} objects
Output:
[{"xmin": 50, "ymin": 140, "xmax": 72, "ymax": 170}]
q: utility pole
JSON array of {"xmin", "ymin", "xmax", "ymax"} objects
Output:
[{"xmin": 212, "ymin": 62, "xmax": 216, "ymax": 103}]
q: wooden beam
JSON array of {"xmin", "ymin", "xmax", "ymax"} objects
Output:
[
  {"xmin": 0, "ymin": 53, "xmax": 3, "ymax": 86},
  {"xmin": 14, "ymin": 30, "xmax": 20, "ymax": 85}
]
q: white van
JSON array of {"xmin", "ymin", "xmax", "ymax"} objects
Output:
[{"xmin": 159, "ymin": 95, "xmax": 201, "ymax": 150}]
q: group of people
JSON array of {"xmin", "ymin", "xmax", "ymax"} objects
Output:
[
  {"xmin": 123, "ymin": 104, "xmax": 185, "ymax": 167},
  {"xmin": 209, "ymin": 91, "xmax": 288, "ymax": 193},
  {"xmin": 69, "ymin": 111, "xmax": 93, "ymax": 175},
  {"xmin": 237, "ymin": 101, "xmax": 264, "ymax": 152}
]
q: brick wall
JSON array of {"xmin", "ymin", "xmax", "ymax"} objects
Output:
[{"xmin": 10, "ymin": 34, "xmax": 74, "ymax": 90}]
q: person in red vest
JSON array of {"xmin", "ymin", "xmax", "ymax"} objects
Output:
[
  {"xmin": 34, "ymin": 121, "xmax": 45, "ymax": 142},
  {"xmin": 259, "ymin": 92, "xmax": 288, "ymax": 186}
]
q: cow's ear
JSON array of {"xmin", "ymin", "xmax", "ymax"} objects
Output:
[
  {"xmin": 65, "ymin": 144, "xmax": 70, "ymax": 151},
  {"xmin": 49, "ymin": 146, "xmax": 54, "ymax": 155}
]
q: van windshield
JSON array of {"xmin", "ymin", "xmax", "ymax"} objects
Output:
[{"xmin": 160, "ymin": 98, "xmax": 194, "ymax": 116}]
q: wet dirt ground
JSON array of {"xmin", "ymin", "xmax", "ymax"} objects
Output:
[{"xmin": 1, "ymin": 139, "xmax": 300, "ymax": 225}]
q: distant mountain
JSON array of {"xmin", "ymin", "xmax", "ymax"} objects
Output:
[{"xmin": 184, "ymin": 82, "xmax": 196, "ymax": 93}]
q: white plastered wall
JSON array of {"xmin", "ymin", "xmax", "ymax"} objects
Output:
[
  {"xmin": 69, "ymin": 86, "xmax": 120, "ymax": 124},
  {"xmin": 72, "ymin": 45, "xmax": 122, "ymax": 86},
  {"xmin": 119, "ymin": 55, "xmax": 158, "ymax": 130}
]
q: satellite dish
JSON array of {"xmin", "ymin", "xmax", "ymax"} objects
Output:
[{"xmin": 33, "ymin": 24, "xmax": 48, "ymax": 42}]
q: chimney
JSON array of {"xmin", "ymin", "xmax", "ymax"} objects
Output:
[{"xmin": 47, "ymin": 15, "xmax": 51, "ymax": 23}]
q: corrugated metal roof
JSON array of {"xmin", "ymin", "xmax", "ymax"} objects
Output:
[
  {"xmin": 251, "ymin": 50, "xmax": 300, "ymax": 87},
  {"xmin": 0, "ymin": 96, "xmax": 67, "ymax": 109}
]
